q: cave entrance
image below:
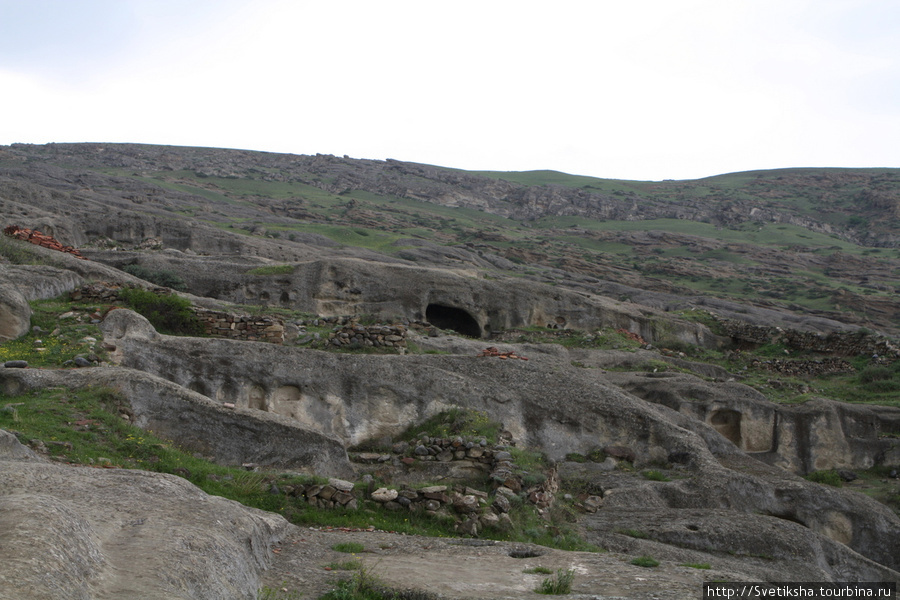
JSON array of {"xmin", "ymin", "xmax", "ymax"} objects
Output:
[{"xmin": 426, "ymin": 304, "xmax": 482, "ymax": 338}]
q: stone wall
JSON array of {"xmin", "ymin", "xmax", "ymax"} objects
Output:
[
  {"xmin": 194, "ymin": 309, "xmax": 285, "ymax": 344},
  {"xmin": 72, "ymin": 283, "xmax": 286, "ymax": 344},
  {"xmin": 326, "ymin": 323, "xmax": 407, "ymax": 349},
  {"xmin": 721, "ymin": 320, "xmax": 900, "ymax": 360}
]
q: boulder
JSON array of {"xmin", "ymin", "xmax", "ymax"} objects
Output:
[{"xmin": 0, "ymin": 284, "xmax": 31, "ymax": 342}]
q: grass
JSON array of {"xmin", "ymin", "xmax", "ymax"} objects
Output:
[
  {"xmin": 332, "ymin": 542, "xmax": 365, "ymax": 554},
  {"xmin": 681, "ymin": 562, "xmax": 711, "ymax": 569},
  {"xmin": 523, "ymin": 566, "xmax": 554, "ymax": 575},
  {"xmin": 616, "ymin": 529, "xmax": 649, "ymax": 539},
  {"xmin": 396, "ymin": 408, "xmax": 500, "ymax": 446},
  {"xmin": 642, "ymin": 470, "xmax": 671, "ymax": 482},
  {"xmin": 0, "ymin": 298, "xmax": 107, "ymax": 367},
  {"xmin": 246, "ymin": 264, "xmax": 296, "ymax": 276},
  {"xmin": 257, "ymin": 585, "xmax": 303, "ymax": 600},
  {"xmin": 0, "ymin": 234, "xmax": 57, "ymax": 265},
  {"xmin": 318, "ymin": 563, "xmax": 399, "ymax": 600},
  {"xmin": 535, "ymin": 569, "xmax": 575, "ymax": 595},
  {"xmin": 630, "ymin": 556, "xmax": 660, "ymax": 568}
]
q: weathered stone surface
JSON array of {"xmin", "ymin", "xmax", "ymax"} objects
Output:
[
  {"xmin": 604, "ymin": 371, "xmax": 900, "ymax": 473},
  {"xmin": 328, "ymin": 477, "xmax": 355, "ymax": 492},
  {"xmin": 0, "ymin": 364, "xmax": 353, "ymax": 478},
  {"xmin": 0, "ymin": 284, "xmax": 31, "ymax": 342},
  {"xmin": 0, "ymin": 429, "xmax": 288, "ymax": 600},
  {"xmin": 371, "ymin": 487, "xmax": 399, "ymax": 503}
]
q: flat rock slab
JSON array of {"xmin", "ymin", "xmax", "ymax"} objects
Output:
[{"xmin": 261, "ymin": 528, "xmax": 713, "ymax": 600}]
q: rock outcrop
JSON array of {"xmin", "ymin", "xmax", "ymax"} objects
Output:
[
  {"xmin": 0, "ymin": 283, "xmax": 31, "ymax": 342},
  {"xmin": 0, "ymin": 429, "xmax": 288, "ymax": 600},
  {"xmin": 0, "ymin": 366, "xmax": 354, "ymax": 478},
  {"xmin": 603, "ymin": 371, "xmax": 900, "ymax": 474},
  {"xmin": 90, "ymin": 308, "xmax": 900, "ymax": 577}
]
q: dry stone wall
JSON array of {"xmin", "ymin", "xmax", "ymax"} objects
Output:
[
  {"xmin": 72, "ymin": 283, "xmax": 286, "ymax": 343},
  {"xmin": 722, "ymin": 319, "xmax": 900, "ymax": 359}
]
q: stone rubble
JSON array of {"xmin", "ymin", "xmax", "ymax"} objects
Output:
[
  {"xmin": 476, "ymin": 346, "xmax": 529, "ymax": 361},
  {"xmin": 3, "ymin": 225, "xmax": 87, "ymax": 260}
]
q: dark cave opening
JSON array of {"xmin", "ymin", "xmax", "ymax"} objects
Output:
[{"xmin": 426, "ymin": 304, "xmax": 482, "ymax": 338}]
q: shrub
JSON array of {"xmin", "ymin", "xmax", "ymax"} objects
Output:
[
  {"xmin": 805, "ymin": 470, "xmax": 843, "ymax": 487},
  {"xmin": 858, "ymin": 366, "xmax": 894, "ymax": 384},
  {"xmin": 535, "ymin": 569, "xmax": 575, "ymax": 595},
  {"xmin": 119, "ymin": 287, "xmax": 203, "ymax": 336}
]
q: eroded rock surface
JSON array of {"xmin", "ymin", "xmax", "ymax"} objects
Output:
[
  {"xmin": 90, "ymin": 309, "xmax": 900, "ymax": 580},
  {"xmin": 0, "ymin": 430, "xmax": 288, "ymax": 600}
]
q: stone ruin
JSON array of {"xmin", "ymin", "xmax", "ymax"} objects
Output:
[{"xmin": 3, "ymin": 225, "xmax": 86, "ymax": 260}]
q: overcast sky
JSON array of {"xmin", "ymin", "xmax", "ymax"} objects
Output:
[{"xmin": 1, "ymin": 0, "xmax": 898, "ymax": 181}]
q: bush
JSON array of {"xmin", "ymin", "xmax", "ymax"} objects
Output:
[
  {"xmin": 805, "ymin": 470, "xmax": 843, "ymax": 487},
  {"xmin": 119, "ymin": 287, "xmax": 203, "ymax": 336},
  {"xmin": 858, "ymin": 365, "xmax": 894, "ymax": 384},
  {"xmin": 535, "ymin": 569, "xmax": 575, "ymax": 595}
]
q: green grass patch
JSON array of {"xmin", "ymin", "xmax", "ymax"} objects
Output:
[
  {"xmin": 257, "ymin": 585, "xmax": 303, "ymax": 600},
  {"xmin": 0, "ymin": 234, "xmax": 55, "ymax": 265},
  {"xmin": 332, "ymin": 542, "xmax": 365, "ymax": 554},
  {"xmin": 397, "ymin": 408, "xmax": 500, "ymax": 445},
  {"xmin": 630, "ymin": 556, "xmax": 660, "ymax": 568},
  {"xmin": 0, "ymin": 297, "xmax": 106, "ymax": 367},
  {"xmin": 616, "ymin": 529, "xmax": 649, "ymax": 539},
  {"xmin": 681, "ymin": 562, "xmax": 711, "ymax": 569},
  {"xmin": 318, "ymin": 562, "xmax": 401, "ymax": 600},
  {"xmin": 642, "ymin": 470, "xmax": 670, "ymax": 482},
  {"xmin": 245, "ymin": 264, "xmax": 296, "ymax": 276}
]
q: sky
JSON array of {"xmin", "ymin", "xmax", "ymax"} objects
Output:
[{"xmin": 1, "ymin": 0, "xmax": 898, "ymax": 181}]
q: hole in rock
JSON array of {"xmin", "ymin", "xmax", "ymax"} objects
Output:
[
  {"xmin": 187, "ymin": 380, "xmax": 210, "ymax": 397},
  {"xmin": 508, "ymin": 548, "xmax": 545, "ymax": 559},
  {"xmin": 425, "ymin": 304, "xmax": 482, "ymax": 338},
  {"xmin": 709, "ymin": 409, "xmax": 742, "ymax": 447}
]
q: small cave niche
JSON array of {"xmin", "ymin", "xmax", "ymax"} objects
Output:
[
  {"xmin": 187, "ymin": 380, "xmax": 210, "ymax": 398},
  {"xmin": 709, "ymin": 409, "xmax": 742, "ymax": 447},
  {"xmin": 248, "ymin": 384, "xmax": 268, "ymax": 411},
  {"xmin": 426, "ymin": 304, "xmax": 482, "ymax": 338}
]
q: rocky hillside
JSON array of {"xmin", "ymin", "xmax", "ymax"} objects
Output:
[
  {"xmin": 1, "ymin": 143, "xmax": 899, "ymax": 336},
  {"xmin": 1, "ymin": 143, "xmax": 900, "ymax": 598}
]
